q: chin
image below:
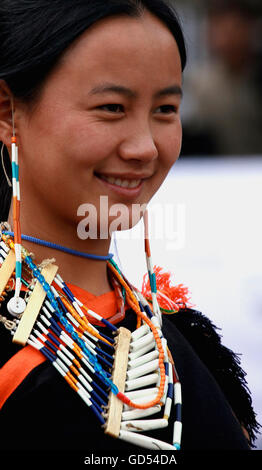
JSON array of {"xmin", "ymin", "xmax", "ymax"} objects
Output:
[{"xmin": 107, "ymin": 208, "xmax": 146, "ymax": 234}]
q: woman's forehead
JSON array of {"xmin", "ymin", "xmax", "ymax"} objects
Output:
[
  {"xmin": 56, "ymin": 11, "xmax": 182, "ymax": 90},
  {"xmin": 62, "ymin": 12, "xmax": 179, "ymax": 65}
]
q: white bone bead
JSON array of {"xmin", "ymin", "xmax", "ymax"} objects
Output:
[
  {"xmin": 173, "ymin": 421, "xmax": 182, "ymax": 446},
  {"xmin": 119, "ymin": 430, "xmax": 176, "ymax": 450},
  {"xmin": 55, "ymin": 357, "xmax": 70, "ymax": 375},
  {"xmin": 77, "ymin": 371, "xmax": 93, "ymax": 393},
  {"xmin": 146, "ymin": 255, "xmax": 153, "ymax": 273},
  {"xmin": 129, "ymin": 332, "xmax": 154, "ymax": 352},
  {"xmin": 161, "ymin": 374, "xmax": 168, "ymax": 403},
  {"xmin": 36, "ymin": 321, "xmax": 48, "ymax": 335},
  {"xmin": 40, "ymin": 313, "xmax": 50, "ymax": 328},
  {"xmin": 12, "ymin": 178, "xmax": 17, "ymax": 198},
  {"xmin": 28, "ymin": 337, "xmax": 42, "ymax": 350},
  {"xmin": 0, "ymin": 248, "xmax": 8, "ymax": 259},
  {"xmin": 0, "ymin": 241, "xmax": 9, "ymax": 253},
  {"xmin": 55, "ymin": 273, "xmax": 64, "ymax": 283},
  {"xmin": 128, "ymin": 349, "xmax": 159, "ymax": 369},
  {"xmin": 33, "ymin": 330, "xmax": 46, "ymax": 344},
  {"xmin": 164, "ymin": 396, "xmax": 172, "ymax": 419},
  {"xmin": 120, "ymin": 418, "xmax": 168, "ymax": 433},
  {"xmin": 174, "ymin": 382, "xmax": 182, "ymax": 404},
  {"xmin": 66, "ymin": 312, "xmax": 79, "ymax": 328},
  {"xmin": 53, "ymin": 276, "xmax": 63, "ymax": 289},
  {"xmin": 60, "ymin": 343, "xmax": 75, "ymax": 362},
  {"xmin": 123, "ymin": 393, "xmax": 158, "ymax": 411},
  {"xmin": 82, "ymin": 335, "xmax": 97, "ymax": 352},
  {"xmin": 161, "ymin": 338, "xmax": 168, "ymax": 360},
  {"xmin": 126, "ymin": 359, "xmax": 159, "ymax": 380},
  {"xmin": 128, "ymin": 342, "xmax": 155, "ymax": 360},
  {"xmin": 156, "ymin": 373, "xmax": 161, "ymax": 388},
  {"xmin": 17, "ymin": 181, "xmax": 21, "ymax": 201},
  {"xmin": 125, "ymin": 387, "xmax": 158, "ymax": 400},
  {"xmin": 14, "ymin": 243, "xmax": 21, "ymax": 262},
  {"xmin": 151, "ymin": 316, "xmax": 161, "ymax": 330},
  {"xmin": 77, "ymin": 387, "xmax": 92, "ymax": 408},
  {"xmin": 44, "ymin": 300, "xmax": 55, "ymax": 313},
  {"xmin": 125, "ymin": 373, "xmax": 159, "ymax": 391},
  {"xmin": 57, "ymin": 349, "xmax": 74, "ymax": 368},
  {"xmin": 135, "ymin": 290, "xmax": 148, "ymax": 306},
  {"xmin": 152, "ymin": 292, "xmax": 158, "ymax": 311},
  {"xmin": 131, "ymin": 323, "xmax": 150, "ymax": 341},
  {"xmin": 50, "ymin": 285, "xmax": 59, "ymax": 298},
  {"xmin": 121, "ymin": 405, "xmax": 161, "ymax": 421},
  {"xmin": 73, "ymin": 301, "xmax": 85, "ymax": 317},
  {"xmin": 53, "ymin": 360, "xmax": 66, "ymax": 377},
  {"xmin": 168, "ymin": 362, "xmax": 174, "ymax": 383}
]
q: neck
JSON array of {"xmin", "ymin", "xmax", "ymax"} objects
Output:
[{"xmin": 8, "ymin": 204, "xmax": 113, "ymax": 296}]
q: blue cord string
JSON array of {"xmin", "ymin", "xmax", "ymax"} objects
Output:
[{"xmin": 3, "ymin": 231, "xmax": 113, "ymax": 261}]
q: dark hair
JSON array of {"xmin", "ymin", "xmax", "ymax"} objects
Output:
[{"xmin": 0, "ymin": 0, "xmax": 187, "ymax": 222}]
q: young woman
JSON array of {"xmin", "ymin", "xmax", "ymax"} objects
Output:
[{"xmin": 0, "ymin": 0, "xmax": 259, "ymax": 453}]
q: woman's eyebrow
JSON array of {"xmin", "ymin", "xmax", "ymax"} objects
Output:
[
  {"xmin": 155, "ymin": 85, "xmax": 183, "ymax": 98},
  {"xmin": 89, "ymin": 83, "xmax": 136, "ymax": 98},
  {"xmin": 88, "ymin": 83, "xmax": 182, "ymax": 99}
]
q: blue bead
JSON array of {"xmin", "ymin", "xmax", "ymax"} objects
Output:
[
  {"xmin": 50, "ymin": 299, "xmax": 58, "ymax": 308},
  {"xmin": 101, "ymin": 318, "xmax": 117, "ymax": 332},
  {"xmin": 91, "ymin": 389, "xmax": 107, "ymax": 407},
  {"xmin": 90, "ymin": 404, "xmax": 105, "ymax": 425},
  {"xmin": 167, "ymin": 383, "xmax": 174, "ymax": 399},
  {"xmin": 91, "ymin": 396, "xmax": 103, "ymax": 413},
  {"xmin": 111, "ymin": 384, "xmax": 119, "ymax": 395},
  {"xmin": 173, "ymin": 443, "xmax": 180, "ymax": 450},
  {"xmin": 175, "ymin": 403, "xmax": 182, "ymax": 422},
  {"xmin": 47, "ymin": 332, "xmax": 60, "ymax": 347},
  {"xmin": 144, "ymin": 305, "xmax": 153, "ymax": 318},
  {"xmin": 95, "ymin": 363, "xmax": 103, "ymax": 375}
]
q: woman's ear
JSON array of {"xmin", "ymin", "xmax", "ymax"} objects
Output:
[{"xmin": 0, "ymin": 80, "xmax": 14, "ymax": 147}]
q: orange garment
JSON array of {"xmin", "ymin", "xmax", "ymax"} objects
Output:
[
  {"xmin": 67, "ymin": 283, "xmax": 119, "ymax": 322},
  {"xmin": 0, "ymin": 288, "xmax": 117, "ymax": 409}
]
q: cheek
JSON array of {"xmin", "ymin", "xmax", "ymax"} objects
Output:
[
  {"xmin": 159, "ymin": 121, "xmax": 182, "ymax": 169},
  {"xmin": 147, "ymin": 123, "xmax": 182, "ymax": 196},
  {"xmin": 60, "ymin": 115, "xmax": 118, "ymax": 169}
]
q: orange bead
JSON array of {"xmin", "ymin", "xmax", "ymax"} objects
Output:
[{"xmin": 13, "ymin": 199, "xmax": 20, "ymax": 222}]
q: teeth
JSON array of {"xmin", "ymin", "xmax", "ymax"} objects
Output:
[{"xmin": 99, "ymin": 175, "xmax": 141, "ymax": 189}]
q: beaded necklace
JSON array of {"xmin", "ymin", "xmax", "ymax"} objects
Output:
[
  {"xmin": 0, "ymin": 226, "xmax": 183, "ymax": 451},
  {"xmin": 2, "ymin": 231, "xmax": 114, "ymax": 261}
]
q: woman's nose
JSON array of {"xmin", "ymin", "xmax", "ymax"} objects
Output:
[{"xmin": 118, "ymin": 125, "xmax": 158, "ymax": 163}]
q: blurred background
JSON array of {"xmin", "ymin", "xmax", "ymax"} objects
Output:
[
  {"xmin": 178, "ymin": 0, "xmax": 262, "ymax": 157},
  {"xmin": 112, "ymin": 0, "xmax": 262, "ymax": 449}
]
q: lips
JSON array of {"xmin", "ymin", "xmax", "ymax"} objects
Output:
[
  {"xmin": 94, "ymin": 172, "xmax": 145, "ymax": 198},
  {"xmin": 98, "ymin": 174, "xmax": 141, "ymax": 189}
]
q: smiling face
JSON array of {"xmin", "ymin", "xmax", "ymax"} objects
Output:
[{"xmin": 16, "ymin": 10, "xmax": 183, "ymax": 236}]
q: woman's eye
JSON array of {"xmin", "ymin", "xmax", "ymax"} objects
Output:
[
  {"xmin": 155, "ymin": 105, "xmax": 177, "ymax": 114},
  {"xmin": 98, "ymin": 104, "xmax": 124, "ymax": 113}
]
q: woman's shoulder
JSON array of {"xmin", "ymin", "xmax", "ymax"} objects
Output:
[
  {"xmin": 164, "ymin": 307, "xmax": 260, "ymax": 447},
  {"xmin": 140, "ymin": 266, "xmax": 260, "ymax": 447}
]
